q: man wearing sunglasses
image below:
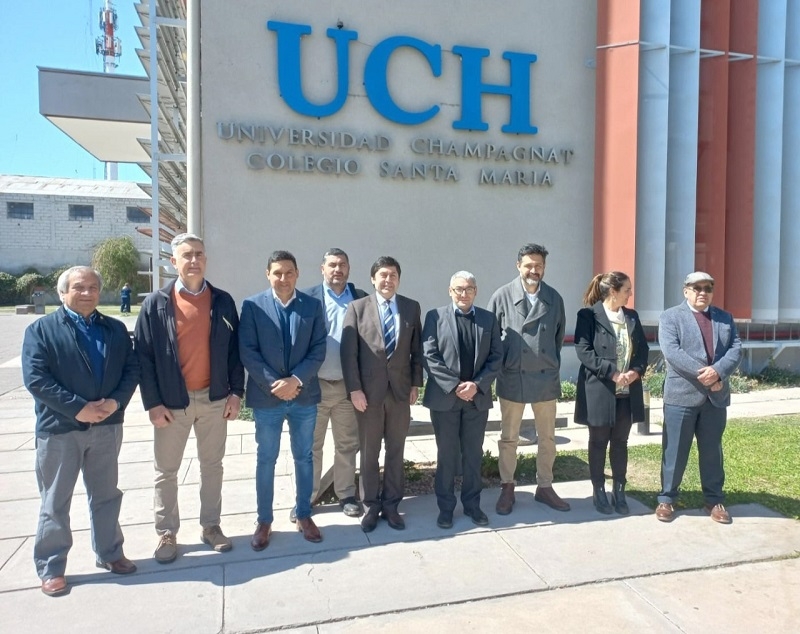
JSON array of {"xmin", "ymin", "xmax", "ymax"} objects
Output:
[{"xmin": 656, "ymin": 272, "xmax": 742, "ymax": 524}]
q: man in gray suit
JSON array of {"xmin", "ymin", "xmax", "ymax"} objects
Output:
[
  {"xmin": 341, "ymin": 256, "xmax": 423, "ymax": 532},
  {"xmin": 488, "ymin": 243, "xmax": 569, "ymax": 515},
  {"xmin": 239, "ymin": 251, "xmax": 327, "ymax": 548},
  {"xmin": 656, "ymin": 272, "xmax": 742, "ymax": 524},
  {"xmin": 422, "ymin": 271, "xmax": 503, "ymax": 529}
]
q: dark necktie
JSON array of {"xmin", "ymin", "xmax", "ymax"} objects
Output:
[{"xmin": 383, "ymin": 302, "xmax": 396, "ymax": 359}]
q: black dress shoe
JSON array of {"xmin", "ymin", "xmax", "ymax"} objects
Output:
[
  {"xmin": 436, "ymin": 511, "xmax": 453, "ymax": 529},
  {"xmin": 381, "ymin": 508, "xmax": 406, "ymax": 530},
  {"xmin": 464, "ymin": 507, "xmax": 489, "ymax": 526},
  {"xmin": 361, "ymin": 509, "xmax": 380, "ymax": 533}
]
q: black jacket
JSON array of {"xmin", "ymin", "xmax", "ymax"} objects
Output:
[
  {"xmin": 574, "ymin": 303, "xmax": 649, "ymax": 426},
  {"xmin": 134, "ymin": 280, "xmax": 245, "ymax": 410},
  {"xmin": 22, "ymin": 307, "xmax": 140, "ymax": 437}
]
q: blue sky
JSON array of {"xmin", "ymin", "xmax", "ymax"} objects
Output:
[{"xmin": 0, "ymin": 0, "xmax": 147, "ymax": 181}]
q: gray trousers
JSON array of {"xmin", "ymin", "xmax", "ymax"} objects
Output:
[
  {"xmin": 659, "ymin": 400, "xmax": 727, "ymax": 505},
  {"xmin": 34, "ymin": 424, "xmax": 124, "ymax": 580},
  {"xmin": 311, "ymin": 379, "xmax": 360, "ymax": 502}
]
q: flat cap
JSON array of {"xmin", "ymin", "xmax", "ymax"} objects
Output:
[{"xmin": 684, "ymin": 271, "xmax": 715, "ymax": 286}]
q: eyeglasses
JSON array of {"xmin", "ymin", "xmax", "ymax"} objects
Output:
[
  {"xmin": 689, "ymin": 285, "xmax": 714, "ymax": 293},
  {"xmin": 450, "ymin": 286, "xmax": 476, "ymax": 295}
]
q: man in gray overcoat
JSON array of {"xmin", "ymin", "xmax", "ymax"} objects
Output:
[
  {"xmin": 487, "ymin": 244, "xmax": 569, "ymax": 514},
  {"xmin": 656, "ymin": 272, "xmax": 742, "ymax": 524}
]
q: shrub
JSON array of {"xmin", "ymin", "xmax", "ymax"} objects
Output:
[
  {"xmin": 756, "ymin": 364, "xmax": 800, "ymax": 388},
  {"xmin": 45, "ymin": 266, "xmax": 72, "ymax": 292},
  {"xmin": 15, "ymin": 272, "xmax": 47, "ymax": 302},
  {"xmin": 0, "ymin": 272, "xmax": 16, "ymax": 305},
  {"xmin": 643, "ymin": 367, "xmax": 665, "ymax": 398},
  {"xmin": 729, "ymin": 370, "xmax": 758, "ymax": 393},
  {"xmin": 559, "ymin": 380, "xmax": 576, "ymax": 401}
]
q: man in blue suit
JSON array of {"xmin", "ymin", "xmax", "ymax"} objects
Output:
[
  {"xmin": 239, "ymin": 251, "xmax": 327, "ymax": 548},
  {"xmin": 656, "ymin": 272, "xmax": 742, "ymax": 524}
]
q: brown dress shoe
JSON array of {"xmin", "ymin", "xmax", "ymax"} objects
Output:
[
  {"xmin": 97, "ymin": 556, "xmax": 137, "ymax": 575},
  {"xmin": 251, "ymin": 522, "xmax": 272, "ymax": 551},
  {"xmin": 297, "ymin": 517, "xmax": 323, "ymax": 542},
  {"xmin": 704, "ymin": 503, "xmax": 732, "ymax": 524},
  {"xmin": 41, "ymin": 576, "xmax": 68, "ymax": 597},
  {"xmin": 656, "ymin": 502, "xmax": 675, "ymax": 522},
  {"xmin": 496, "ymin": 483, "xmax": 515, "ymax": 515},
  {"xmin": 534, "ymin": 486, "xmax": 571, "ymax": 511}
]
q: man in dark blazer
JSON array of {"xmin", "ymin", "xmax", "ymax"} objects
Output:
[
  {"xmin": 422, "ymin": 271, "xmax": 503, "ymax": 529},
  {"xmin": 341, "ymin": 256, "xmax": 423, "ymax": 532},
  {"xmin": 303, "ymin": 248, "xmax": 367, "ymax": 518},
  {"xmin": 239, "ymin": 251, "xmax": 327, "ymax": 548},
  {"xmin": 22, "ymin": 266, "xmax": 139, "ymax": 596},
  {"xmin": 656, "ymin": 271, "xmax": 742, "ymax": 524}
]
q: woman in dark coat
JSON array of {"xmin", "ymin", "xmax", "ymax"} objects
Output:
[{"xmin": 574, "ymin": 272, "xmax": 649, "ymax": 514}]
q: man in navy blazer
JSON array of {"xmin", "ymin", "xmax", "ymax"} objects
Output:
[
  {"xmin": 239, "ymin": 251, "xmax": 327, "ymax": 548},
  {"xmin": 303, "ymin": 249, "xmax": 367, "ymax": 518},
  {"xmin": 656, "ymin": 272, "xmax": 742, "ymax": 524},
  {"xmin": 422, "ymin": 271, "xmax": 502, "ymax": 529},
  {"xmin": 22, "ymin": 266, "xmax": 139, "ymax": 596}
]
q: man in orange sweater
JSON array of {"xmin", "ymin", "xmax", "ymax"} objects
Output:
[{"xmin": 135, "ymin": 233, "xmax": 245, "ymax": 563}]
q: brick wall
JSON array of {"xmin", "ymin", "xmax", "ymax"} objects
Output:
[{"xmin": 0, "ymin": 191, "xmax": 152, "ymax": 274}]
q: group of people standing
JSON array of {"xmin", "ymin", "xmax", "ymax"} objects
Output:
[{"xmin": 21, "ymin": 235, "xmax": 742, "ymax": 597}]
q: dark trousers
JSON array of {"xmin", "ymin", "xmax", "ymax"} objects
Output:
[
  {"xmin": 659, "ymin": 400, "xmax": 727, "ymax": 505},
  {"xmin": 587, "ymin": 397, "xmax": 633, "ymax": 487},
  {"xmin": 357, "ymin": 389, "xmax": 410, "ymax": 513},
  {"xmin": 431, "ymin": 400, "xmax": 488, "ymax": 514}
]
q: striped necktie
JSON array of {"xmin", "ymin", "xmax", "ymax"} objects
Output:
[{"xmin": 382, "ymin": 301, "xmax": 396, "ymax": 358}]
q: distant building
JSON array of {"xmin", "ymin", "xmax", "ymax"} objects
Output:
[{"xmin": 0, "ymin": 174, "xmax": 151, "ymax": 274}]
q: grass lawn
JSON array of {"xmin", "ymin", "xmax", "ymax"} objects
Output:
[{"xmin": 547, "ymin": 415, "xmax": 800, "ymax": 520}]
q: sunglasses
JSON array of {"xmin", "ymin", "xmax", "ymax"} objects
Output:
[{"xmin": 688, "ymin": 285, "xmax": 714, "ymax": 293}]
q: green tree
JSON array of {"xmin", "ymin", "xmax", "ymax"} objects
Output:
[{"xmin": 91, "ymin": 236, "xmax": 143, "ymax": 292}]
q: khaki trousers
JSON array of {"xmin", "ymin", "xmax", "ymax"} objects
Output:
[
  {"xmin": 310, "ymin": 379, "xmax": 360, "ymax": 501},
  {"xmin": 154, "ymin": 388, "xmax": 227, "ymax": 535},
  {"xmin": 498, "ymin": 397, "xmax": 557, "ymax": 486}
]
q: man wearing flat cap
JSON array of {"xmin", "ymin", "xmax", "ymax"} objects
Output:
[{"xmin": 656, "ymin": 272, "xmax": 742, "ymax": 524}]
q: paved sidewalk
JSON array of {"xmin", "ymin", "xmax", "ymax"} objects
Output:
[{"xmin": 1, "ymin": 329, "xmax": 799, "ymax": 631}]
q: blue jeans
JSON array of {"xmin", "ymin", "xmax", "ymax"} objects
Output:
[{"xmin": 254, "ymin": 402, "xmax": 317, "ymax": 523}]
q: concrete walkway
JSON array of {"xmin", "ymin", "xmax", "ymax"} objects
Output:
[{"xmin": 1, "ymin": 314, "xmax": 799, "ymax": 632}]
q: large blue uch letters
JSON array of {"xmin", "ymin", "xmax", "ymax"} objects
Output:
[{"xmin": 267, "ymin": 21, "xmax": 539, "ymax": 135}]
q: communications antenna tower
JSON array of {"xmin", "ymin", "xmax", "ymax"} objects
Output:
[{"xmin": 95, "ymin": 0, "xmax": 122, "ymax": 178}]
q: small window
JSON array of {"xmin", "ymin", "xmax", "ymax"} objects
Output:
[
  {"xmin": 68, "ymin": 204, "xmax": 94, "ymax": 221},
  {"xmin": 126, "ymin": 206, "xmax": 150, "ymax": 222},
  {"xmin": 7, "ymin": 202, "xmax": 34, "ymax": 220}
]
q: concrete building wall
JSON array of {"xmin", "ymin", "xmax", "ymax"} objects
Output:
[
  {"xmin": 199, "ymin": 0, "xmax": 597, "ymax": 332},
  {"xmin": 0, "ymin": 183, "xmax": 151, "ymax": 274}
]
